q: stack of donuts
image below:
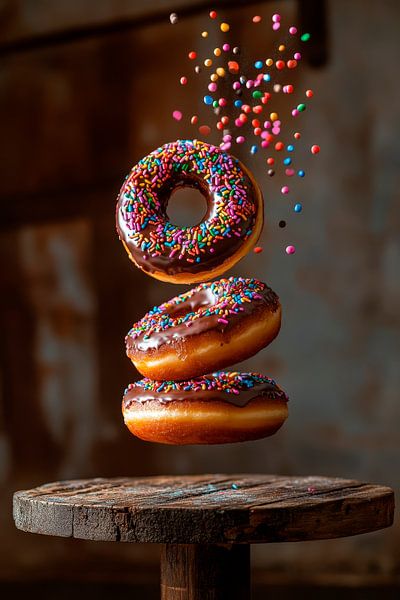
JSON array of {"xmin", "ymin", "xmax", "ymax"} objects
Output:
[{"xmin": 116, "ymin": 139, "xmax": 288, "ymax": 444}]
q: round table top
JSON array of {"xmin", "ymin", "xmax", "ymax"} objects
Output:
[{"xmin": 13, "ymin": 474, "xmax": 394, "ymax": 544}]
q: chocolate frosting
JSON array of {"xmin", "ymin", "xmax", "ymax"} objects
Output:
[{"xmin": 123, "ymin": 379, "xmax": 288, "ymax": 409}]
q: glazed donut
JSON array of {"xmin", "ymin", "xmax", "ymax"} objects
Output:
[
  {"xmin": 122, "ymin": 371, "xmax": 288, "ymax": 445},
  {"xmin": 116, "ymin": 139, "xmax": 263, "ymax": 284},
  {"xmin": 126, "ymin": 277, "xmax": 281, "ymax": 381}
]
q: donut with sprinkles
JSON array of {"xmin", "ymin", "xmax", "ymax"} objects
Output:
[
  {"xmin": 126, "ymin": 276, "xmax": 281, "ymax": 380},
  {"xmin": 122, "ymin": 371, "xmax": 288, "ymax": 445},
  {"xmin": 116, "ymin": 139, "xmax": 264, "ymax": 283}
]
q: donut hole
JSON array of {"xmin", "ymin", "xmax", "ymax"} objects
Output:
[
  {"xmin": 167, "ymin": 186, "xmax": 208, "ymax": 228},
  {"xmin": 167, "ymin": 288, "xmax": 216, "ymax": 320}
]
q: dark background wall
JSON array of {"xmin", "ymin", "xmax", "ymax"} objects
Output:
[{"xmin": 0, "ymin": 0, "xmax": 399, "ymax": 597}]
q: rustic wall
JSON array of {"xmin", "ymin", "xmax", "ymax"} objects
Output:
[{"xmin": 0, "ymin": 0, "xmax": 399, "ymax": 591}]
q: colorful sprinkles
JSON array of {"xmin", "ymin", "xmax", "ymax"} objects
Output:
[
  {"xmin": 127, "ymin": 277, "xmax": 277, "ymax": 342},
  {"xmin": 117, "ymin": 140, "xmax": 258, "ymax": 275},
  {"xmin": 125, "ymin": 371, "xmax": 287, "ymax": 399},
  {"xmin": 169, "ymin": 9, "xmax": 321, "ymax": 255}
]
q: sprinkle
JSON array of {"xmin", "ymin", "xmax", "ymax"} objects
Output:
[
  {"xmin": 233, "ymin": 46, "xmax": 240, "ymax": 55},
  {"xmin": 306, "ymin": 89, "xmax": 314, "ymax": 98},
  {"xmin": 169, "ymin": 13, "xmax": 178, "ymax": 24},
  {"xmin": 297, "ymin": 169, "xmax": 305, "ymax": 177},
  {"xmin": 294, "ymin": 132, "xmax": 301, "ymax": 139},
  {"xmin": 267, "ymin": 169, "xmax": 275, "ymax": 176},
  {"xmin": 214, "ymin": 47, "xmax": 221, "ymax": 57},
  {"xmin": 254, "ymin": 60, "xmax": 263, "ymax": 69},
  {"xmin": 228, "ymin": 61, "xmax": 239, "ymax": 74},
  {"xmin": 209, "ymin": 10, "xmax": 217, "ymax": 19},
  {"xmin": 276, "ymin": 60, "xmax": 285, "ymax": 70},
  {"xmin": 289, "ymin": 26, "xmax": 297, "ymax": 34},
  {"xmin": 172, "ymin": 110, "xmax": 182, "ymax": 121},
  {"xmin": 286, "ymin": 245, "xmax": 296, "ymax": 254},
  {"xmin": 294, "ymin": 203, "xmax": 302, "ymax": 212},
  {"xmin": 201, "ymin": 31, "xmax": 208, "ymax": 38},
  {"xmin": 254, "ymin": 246, "xmax": 263, "ymax": 253},
  {"xmin": 297, "ymin": 103, "xmax": 306, "ymax": 112},
  {"xmin": 204, "ymin": 58, "xmax": 213, "ymax": 67},
  {"xmin": 221, "ymin": 22, "xmax": 230, "ymax": 32},
  {"xmin": 204, "ymin": 95, "xmax": 213, "ymax": 105},
  {"xmin": 199, "ymin": 125, "xmax": 211, "ymax": 136},
  {"xmin": 301, "ymin": 32, "xmax": 311, "ymax": 41},
  {"xmin": 281, "ymin": 186, "xmax": 290, "ymax": 194},
  {"xmin": 180, "ymin": 76, "xmax": 187, "ymax": 85},
  {"xmin": 188, "ymin": 51, "xmax": 197, "ymax": 60},
  {"xmin": 223, "ymin": 43, "xmax": 230, "ymax": 51},
  {"xmin": 311, "ymin": 144, "xmax": 320, "ymax": 154},
  {"xmin": 272, "ymin": 13, "xmax": 281, "ymax": 22},
  {"xmin": 279, "ymin": 220, "xmax": 286, "ymax": 228},
  {"xmin": 231, "ymin": 483, "xmax": 239, "ymax": 489},
  {"xmin": 278, "ymin": 44, "xmax": 286, "ymax": 52},
  {"xmin": 190, "ymin": 115, "xmax": 198, "ymax": 125}
]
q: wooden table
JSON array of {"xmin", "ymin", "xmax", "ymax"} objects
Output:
[{"xmin": 13, "ymin": 474, "xmax": 394, "ymax": 599}]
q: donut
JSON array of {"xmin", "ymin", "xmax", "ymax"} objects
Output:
[
  {"xmin": 126, "ymin": 277, "xmax": 281, "ymax": 380},
  {"xmin": 122, "ymin": 371, "xmax": 288, "ymax": 445},
  {"xmin": 116, "ymin": 139, "xmax": 263, "ymax": 284}
]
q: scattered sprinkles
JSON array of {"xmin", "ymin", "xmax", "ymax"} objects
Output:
[{"xmin": 168, "ymin": 9, "xmax": 319, "ymax": 255}]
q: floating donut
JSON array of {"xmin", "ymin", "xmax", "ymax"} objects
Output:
[
  {"xmin": 126, "ymin": 277, "xmax": 281, "ymax": 380},
  {"xmin": 122, "ymin": 371, "xmax": 288, "ymax": 445},
  {"xmin": 116, "ymin": 139, "xmax": 263, "ymax": 284}
]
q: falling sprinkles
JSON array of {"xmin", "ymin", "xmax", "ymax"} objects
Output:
[{"xmin": 168, "ymin": 10, "xmax": 320, "ymax": 254}]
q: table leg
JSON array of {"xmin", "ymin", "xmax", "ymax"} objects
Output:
[{"xmin": 160, "ymin": 543, "xmax": 251, "ymax": 599}]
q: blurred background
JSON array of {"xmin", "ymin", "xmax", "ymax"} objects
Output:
[{"xmin": 0, "ymin": 0, "xmax": 399, "ymax": 598}]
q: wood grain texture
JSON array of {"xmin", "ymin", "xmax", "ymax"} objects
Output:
[
  {"xmin": 161, "ymin": 544, "xmax": 250, "ymax": 600},
  {"xmin": 13, "ymin": 474, "xmax": 394, "ymax": 544}
]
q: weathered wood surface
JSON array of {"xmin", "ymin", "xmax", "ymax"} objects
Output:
[
  {"xmin": 161, "ymin": 543, "xmax": 250, "ymax": 600},
  {"xmin": 13, "ymin": 474, "xmax": 394, "ymax": 544}
]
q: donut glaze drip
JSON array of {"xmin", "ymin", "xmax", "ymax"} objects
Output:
[
  {"xmin": 123, "ymin": 372, "xmax": 288, "ymax": 408},
  {"xmin": 126, "ymin": 277, "xmax": 280, "ymax": 352},
  {"xmin": 116, "ymin": 139, "xmax": 261, "ymax": 278}
]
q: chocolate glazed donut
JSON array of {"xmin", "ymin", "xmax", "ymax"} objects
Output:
[
  {"xmin": 122, "ymin": 372, "xmax": 289, "ymax": 445},
  {"xmin": 116, "ymin": 139, "xmax": 264, "ymax": 284},
  {"xmin": 126, "ymin": 277, "xmax": 281, "ymax": 380}
]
